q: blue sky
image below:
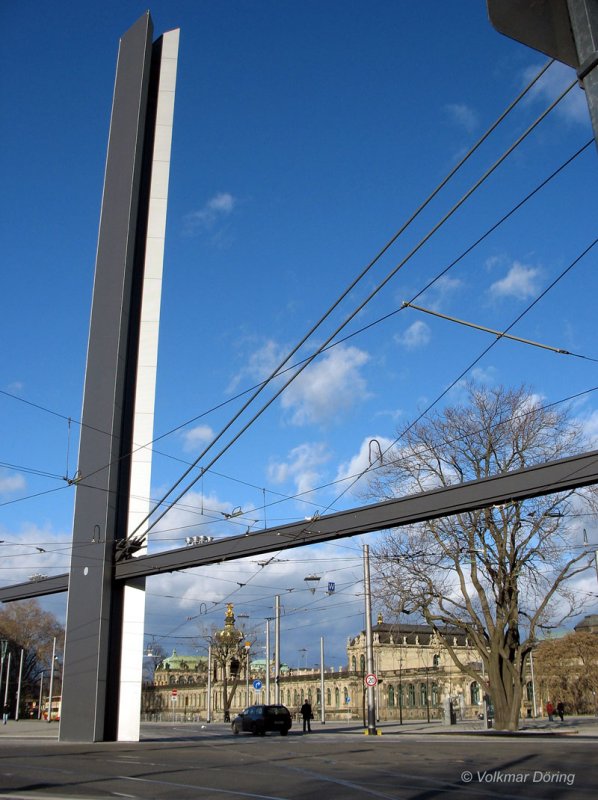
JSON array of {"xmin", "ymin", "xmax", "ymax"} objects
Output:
[{"xmin": 1, "ymin": 1, "xmax": 597, "ymax": 668}]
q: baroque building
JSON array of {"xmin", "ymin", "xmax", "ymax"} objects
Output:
[{"xmin": 142, "ymin": 608, "xmax": 510, "ymax": 723}]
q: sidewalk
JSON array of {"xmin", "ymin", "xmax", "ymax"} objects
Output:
[
  {"xmin": 368, "ymin": 715, "xmax": 598, "ymax": 737},
  {"xmin": 1, "ymin": 716, "xmax": 597, "ymax": 741}
]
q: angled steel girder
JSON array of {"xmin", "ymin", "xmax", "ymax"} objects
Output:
[{"xmin": 3, "ymin": 448, "xmax": 598, "ymax": 603}]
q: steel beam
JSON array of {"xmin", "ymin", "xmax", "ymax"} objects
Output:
[{"xmin": 4, "ymin": 448, "xmax": 595, "ymax": 605}]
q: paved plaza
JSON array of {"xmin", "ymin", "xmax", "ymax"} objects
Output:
[{"xmin": 0, "ymin": 716, "xmax": 596, "ymax": 799}]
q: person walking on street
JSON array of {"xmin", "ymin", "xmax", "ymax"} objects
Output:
[
  {"xmin": 557, "ymin": 701, "xmax": 565, "ymax": 722},
  {"xmin": 300, "ymin": 699, "xmax": 312, "ymax": 733},
  {"xmin": 2, "ymin": 702, "xmax": 9, "ymax": 724},
  {"xmin": 546, "ymin": 701, "xmax": 555, "ymax": 721}
]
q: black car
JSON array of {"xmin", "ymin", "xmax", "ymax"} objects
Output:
[{"xmin": 232, "ymin": 704, "xmax": 292, "ymax": 736}]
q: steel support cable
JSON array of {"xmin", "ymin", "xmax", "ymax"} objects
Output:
[
  {"xmin": 0, "ymin": 65, "xmax": 569, "ymax": 513},
  {"xmin": 323, "ymin": 236, "xmax": 598, "ymax": 512},
  {"xmin": 118, "ymin": 64, "xmax": 561, "ymax": 540},
  {"xmin": 131, "ymin": 79, "xmax": 579, "ymax": 543},
  {"xmin": 0, "ymin": 77, "xmax": 573, "ymax": 519}
]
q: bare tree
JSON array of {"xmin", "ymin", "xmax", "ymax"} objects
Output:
[
  {"xmin": 369, "ymin": 383, "xmax": 596, "ymax": 731},
  {"xmin": 0, "ymin": 599, "xmax": 64, "ymax": 712}
]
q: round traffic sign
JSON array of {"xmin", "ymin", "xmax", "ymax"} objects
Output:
[
  {"xmin": 253, "ymin": 679, "xmax": 263, "ymax": 691},
  {"xmin": 171, "ymin": 688, "xmax": 178, "ymax": 697},
  {"xmin": 364, "ymin": 673, "xmax": 378, "ymax": 687}
]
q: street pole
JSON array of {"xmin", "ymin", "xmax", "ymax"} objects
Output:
[
  {"xmin": 207, "ymin": 645, "xmax": 212, "ymax": 723},
  {"xmin": 320, "ymin": 637, "xmax": 325, "ymax": 724},
  {"xmin": 265, "ymin": 620, "xmax": 271, "ymax": 704},
  {"xmin": 530, "ymin": 648, "xmax": 538, "ymax": 718},
  {"xmin": 275, "ymin": 595, "xmax": 281, "ymax": 704},
  {"xmin": 47, "ymin": 637, "xmax": 56, "ymax": 723},
  {"xmin": 3, "ymin": 652, "xmax": 12, "ymax": 715},
  {"xmin": 363, "ymin": 544, "xmax": 377, "ymax": 735},
  {"xmin": 15, "ymin": 650, "xmax": 24, "ymax": 721},
  {"xmin": 38, "ymin": 672, "xmax": 44, "ymax": 720},
  {"xmin": 0, "ymin": 639, "xmax": 7, "ymax": 701},
  {"xmin": 245, "ymin": 642, "xmax": 250, "ymax": 706}
]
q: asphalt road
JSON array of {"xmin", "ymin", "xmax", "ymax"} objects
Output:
[{"xmin": 0, "ymin": 721, "xmax": 594, "ymax": 799}]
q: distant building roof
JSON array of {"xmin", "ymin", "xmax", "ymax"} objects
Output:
[{"xmin": 157, "ymin": 649, "xmax": 207, "ymax": 671}]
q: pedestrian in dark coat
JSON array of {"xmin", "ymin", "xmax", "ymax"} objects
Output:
[{"xmin": 300, "ymin": 699, "xmax": 312, "ymax": 733}]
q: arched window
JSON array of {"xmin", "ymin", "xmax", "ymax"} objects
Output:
[
  {"xmin": 293, "ymin": 689, "xmax": 299, "ymax": 706},
  {"xmin": 408, "ymin": 684, "xmax": 416, "ymax": 707},
  {"xmin": 343, "ymin": 687, "xmax": 350, "ymax": 705},
  {"xmin": 388, "ymin": 685, "xmax": 395, "ymax": 707},
  {"xmin": 470, "ymin": 681, "xmax": 480, "ymax": 705},
  {"xmin": 432, "ymin": 654, "xmax": 440, "ymax": 667},
  {"xmin": 398, "ymin": 684, "xmax": 404, "ymax": 708},
  {"xmin": 526, "ymin": 681, "xmax": 534, "ymax": 702},
  {"xmin": 359, "ymin": 654, "xmax": 366, "ymax": 673},
  {"xmin": 431, "ymin": 683, "xmax": 439, "ymax": 706},
  {"xmin": 316, "ymin": 689, "xmax": 321, "ymax": 706},
  {"xmin": 420, "ymin": 683, "xmax": 427, "ymax": 707},
  {"xmin": 351, "ymin": 656, "xmax": 357, "ymax": 672},
  {"xmin": 327, "ymin": 688, "xmax": 331, "ymax": 706},
  {"xmin": 335, "ymin": 687, "xmax": 340, "ymax": 707}
]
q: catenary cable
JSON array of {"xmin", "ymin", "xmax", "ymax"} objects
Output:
[{"xmin": 129, "ymin": 77, "xmax": 579, "ymax": 543}]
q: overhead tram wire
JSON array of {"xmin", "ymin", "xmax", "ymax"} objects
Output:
[
  {"xmin": 0, "ymin": 74, "xmax": 579, "ymax": 523},
  {"xmin": 0, "ymin": 59, "xmax": 578, "ymax": 512},
  {"xmin": 120, "ymin": 63, "xmax": 562, "ymax": 540},
  {"xmin": 321, "ymin": 236, "xmax": 598, "ymax": 512},
  {"xmin": 401, "ymin": 303, "xmax": 598, "ymax": 363},
  {"xmin": 129, "ymin": 76, "xmax": 579, "ymax": 544}
]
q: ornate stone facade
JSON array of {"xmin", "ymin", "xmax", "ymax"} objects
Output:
[{"xmin": 142, "ymin": 613, "xmax": 503, "ymax": 723}]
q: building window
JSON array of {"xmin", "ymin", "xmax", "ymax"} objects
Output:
[
  {"xmin": 420, "ymin": 683, "xmax": 427, "ymax": 707},
  {"xmin": 327, "ymin": 688, "xmax": 331, "ymax": 706},
  {"xmin": 351, "ymin": 656, "xmax": 357, "ymax": 672},
  {"xmin": 388, "ymin": 685, "xmax": 395, "ymax": 708},
  {"xmin": 343, "ymin": 687, "xmax": 349, "ymax": 705},
  {"xmin": 431, "ymin": 683, "xmax": 439, "ymax": 706},
  {"xmin": 432, "ymin": 654, "xmax": 440, "ymax": 667},
  {"xmin": 335, "ymin": 687, "xmax": 340, "ymax": 707},
  {"xmin": 359, "ymin": 654, "xmax": 366, "ymax": 673},
  {"xmin": 408, "ymin": 684, "xmax": 416, "ymax": 707},
  {"xmin": 526, "ymin": 681, "xmax": 534, "ymax": 702},
  {"xmin": 470, "ymin": 682, "xmax": 480, "ymax": 705},
  {"xmin": 316, "ymin": 689, "xmax": 321, "ymax": 706}
]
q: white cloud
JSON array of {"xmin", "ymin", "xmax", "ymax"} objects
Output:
[
  {"xmin": 184, "ymin": 192, "xmax": 237, "ymax": 234},
  {"xmin": 489, "ymin": 261, "xmax": 541, "ymax": 300},
  {"xmin": 335, "ymin": 435, "xmax": 395, "ymax": 496},
  {"xmin": 0, "ymin": 470, "xmax": 25, "ymax": 496},
  {"xmin": 522, "ymin": 61, "xmax": 590, "ymax": 126},
  {"xmin": 281, "ymin": 345, "xmax": 370, "ymax": 426},
  {"xmin": 394, "ymin": 320, "xmax": 431, "ymax": 350},
  {"xmin": 181, "ymin": 425, "xmax": 215, "ymax": 453},
  {"xmin": 227, "ymin": 339, "xmax": 285, "ymax": 393},
  {"xmin": 445, "ymin": 102, "xmax": 478, "ymax": 133},
  {"xmin": 268, "ymin": 442, "xmax": 331, "ymax": 497}
]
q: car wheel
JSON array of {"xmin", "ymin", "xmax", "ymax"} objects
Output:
[
  {"xmin": 250, "ymin": 723, "xmax": 258, "ymax": 736},
  {"xmin": 232, "ymin": 723, "xmax": 240, "ymax": 735}
]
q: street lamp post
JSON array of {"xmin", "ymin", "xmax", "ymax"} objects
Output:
[
  {"xmin": 363, "ymin": 544, "xmax": 377, "ymax": 735},
  {"xmin": 0, "ymin": 639, "xmax": 7, "ymax": 701},
  {"xmin": 244, "ymin": 641, "xmax": 251, "ymax": 706}
]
